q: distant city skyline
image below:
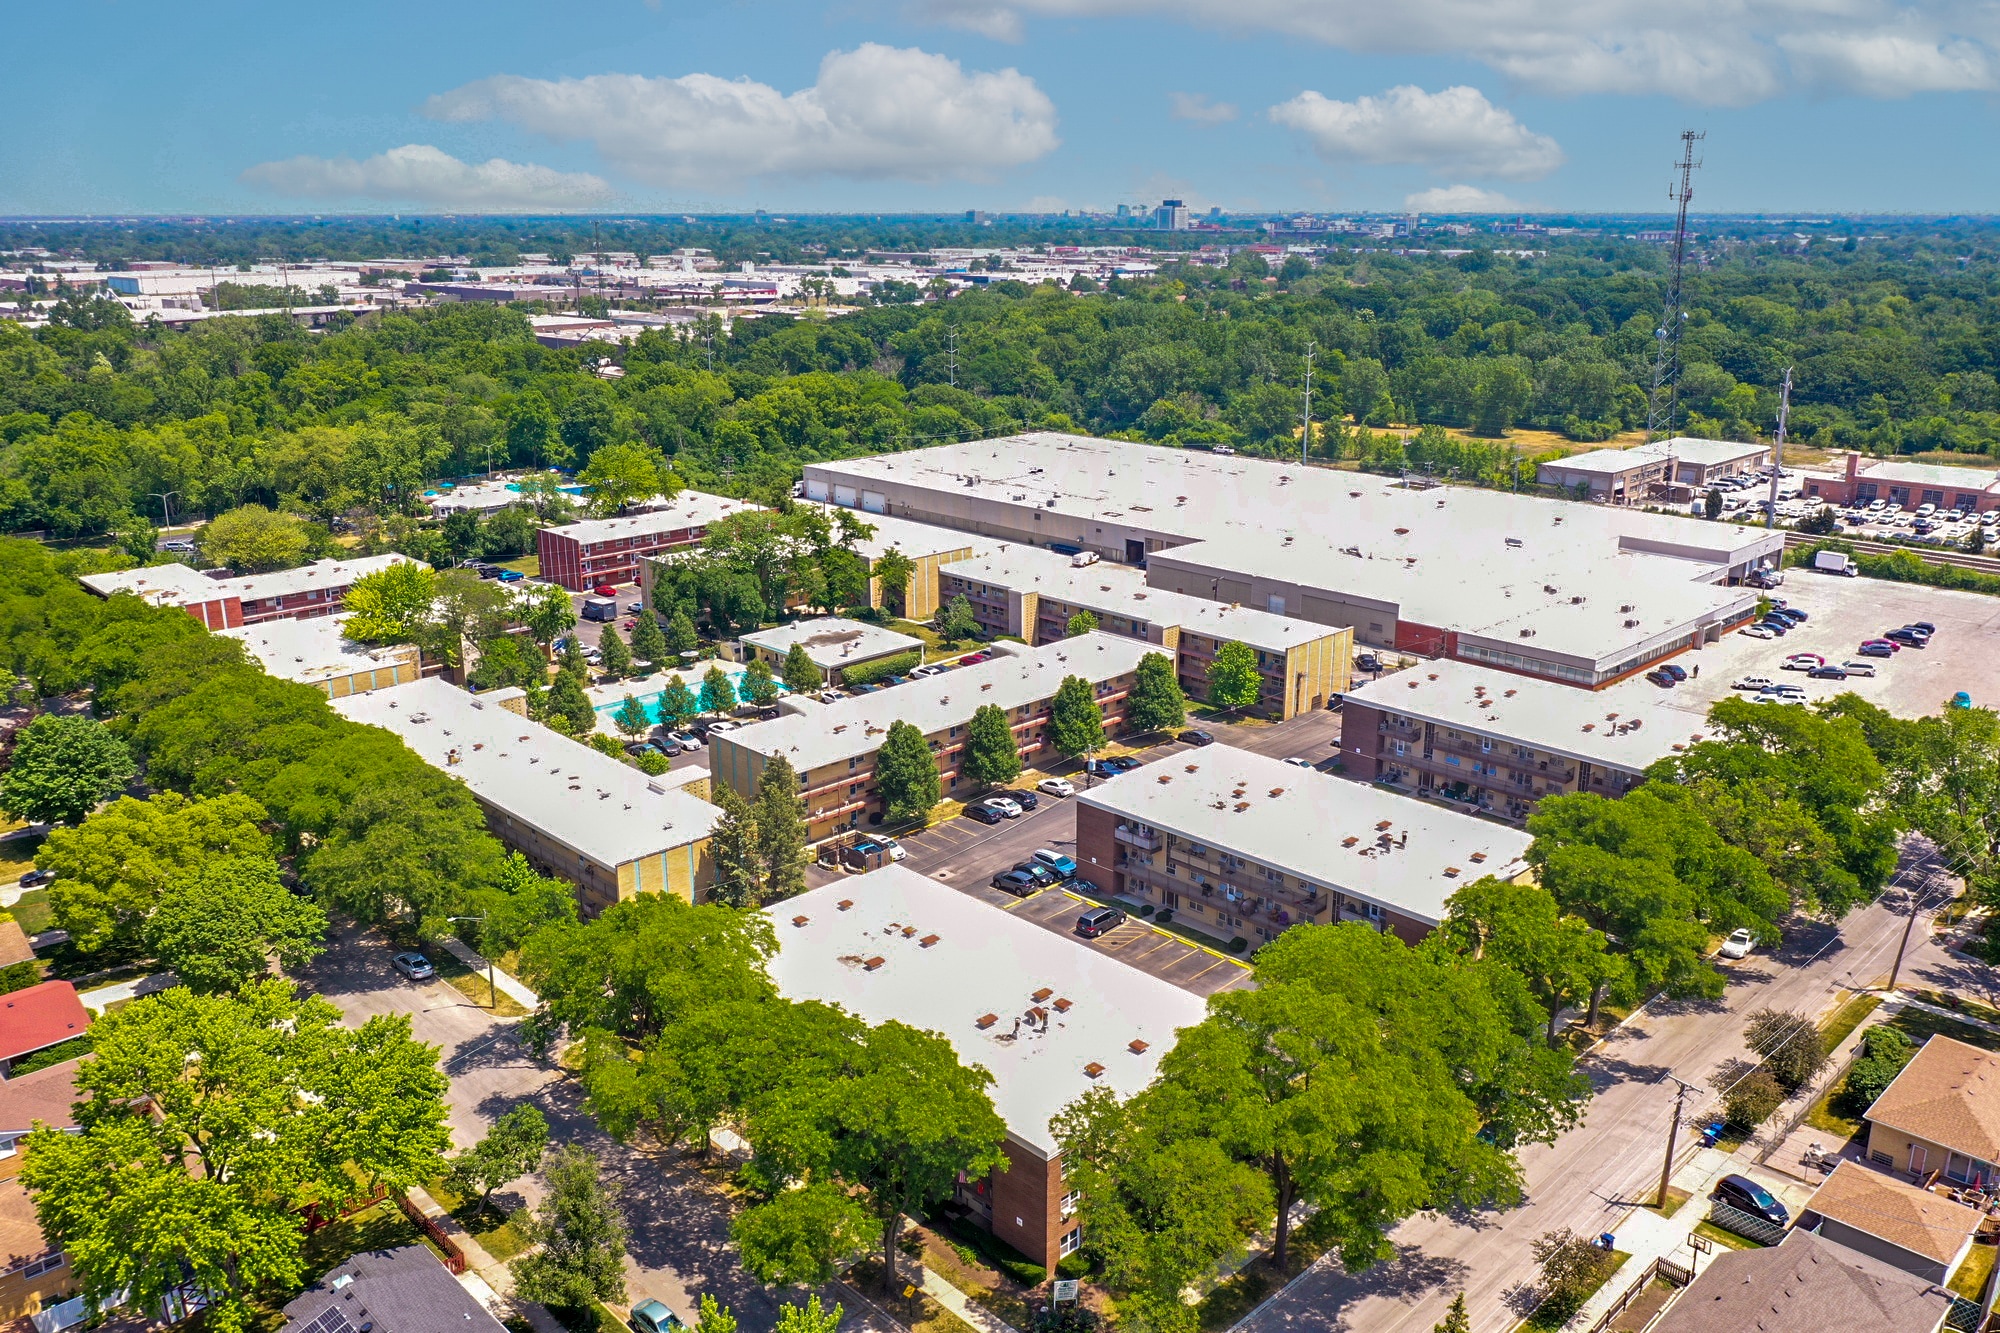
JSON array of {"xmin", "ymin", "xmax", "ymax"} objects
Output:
[{"xmin": 9, "ymin": 0, "xmax": 2000, "ymax": 216}]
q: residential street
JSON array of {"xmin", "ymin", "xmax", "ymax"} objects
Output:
[
  {"xmin": 1234, "ymin": 856, "xmax": 1980, "ymax": 1333},
  {"xmin": 302, "ymin": 926, "xmax": 904, "ymax": 1333}
]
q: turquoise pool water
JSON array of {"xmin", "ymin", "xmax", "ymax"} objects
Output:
[{"xmin": 590, "ymin": 661, "xmax": 789, "ymax": 728}]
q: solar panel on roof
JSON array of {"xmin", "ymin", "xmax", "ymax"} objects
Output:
[{"xmin": 297, "ymin": 1304, "xmax": 357, "ymax": 1333}]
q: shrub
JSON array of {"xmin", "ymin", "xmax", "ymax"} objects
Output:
[
  {"xmin": 0, "ymin": 962, "xmax": 38, "ymax": 995},
  {"xmin": 1055, "ymin": 1254, "xmax": 1091, "ymax": 1281},
  {"xmin": 1530, "ymin": 1228, "xmax": 1618, "ymax": 1323},
  {"xmin": 1154, "ymin": 909, "xmax": 1173, "ymax": 924},
  {"xmin": 1744, "ymin": 1008, "xmax": 1829, "ymax": 1094},
  {"xmin": 1227, "ymin": 937, "xmax": 1248, "ymax": 954},
  {"xmin": 836, "ymin": 650, "xmax": 922, "ymax": 689},
  {"xmin": 1722, "ymin": 1068, "xmax": 1785, "ymax": 1128},
  {"xmin": 1838, "ymin": 1024, "xmax": 1918, "ymax": 1117},
  {"xmin": 1136, "ymin": 904, "xmax": 1155, "ymax": 918}
]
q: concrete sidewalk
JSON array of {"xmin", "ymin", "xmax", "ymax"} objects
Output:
[
  {"xmin": 1555, "ymin": 1147, "xmax": 1741, "ymax": 1331},
  {"xmin": 439, "ymin": 936, "xmax": 542, "ymax": 1010},
  {"xmin": 920, "ymin": 1268, "xmax": 1020, "ymax": 1333}
]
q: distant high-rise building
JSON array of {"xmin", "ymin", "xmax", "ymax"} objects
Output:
[{"xmin": 1154, "ymin": 199, "xmax": 1190, "ymax": 231}]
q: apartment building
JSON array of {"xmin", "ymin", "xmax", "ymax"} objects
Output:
[
  {"xmin": 537, "ymin": 491, "xmax": 760, "ymax": 590},
  {"xmin": 81, "ymin": 554, "xmax": 422, "ymax": 630},
  {"xmin": 739, "ymin": 617, "xmax": 924, "ymax": 685},
  {"xmin": 333, "ymin": 679, "xmax": 719, "ymax": 913},
  {"xmin": 221, "ymin": 614, "xmax": 422, "ymax": 698},
  {"xmin": 1075, "ymin": 749, "xmax": 1532, "ymax": 947},
  {"xmin": 709, "ymin": 634, "xmax": 1151, "ymax": 840},
  {"xmin": 804, "ymin": 433, "xmax": 1773, "ymax": 690},
  {"xmin": 937, "ymin": 545, "xmax": 1349, "ymax": 719},
  {"xmin": 766, "ymin": 868, "xmax": 1207, "ymax": 1269},
  {"xmin": 803, "ymin": 503, "xmax": 994, "ymax": 621},
  {"xmin": 1337, "ymin": 660, "xmax": 1694, "ymax": 820}
]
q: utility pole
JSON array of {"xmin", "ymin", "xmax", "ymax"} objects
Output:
[
  {"xmin": 1656, "ymin": 1072, "xmax": 1700, "ymax": 1208},
  {"xmin": 1645, "ymin": 131, "xmax": 1704, "ymax": 442},
  {"xmin": 1888, "ymin": 869, "xmax": 1949, "ymax": 993},
  {"xmin": 945, "ymin": 323, "xmax": 959, "ymax": 388},
  {"xmin": 1301, "ymin": 342, "xmax": 1315, "ymax": 465},
  {"xmin": 1765, "ymin": 367, "xmax": 1792, "ymax": 530}
]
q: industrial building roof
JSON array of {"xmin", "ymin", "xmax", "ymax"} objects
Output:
[
  {"xmin": 1543, "ymin": 438, "xmax": 1768, "ymax": 475},
  {"xmin": 1077, "ymin": 750, "xmax": 1532, "ymax": 925},
  {"xmin": 332, "ymin": 678, "xmax": 719, "ymax": 869},
  {"xmin": 542, "ymin": 490, "xmax": 759, "ymax": 547},
  {"xmin": 720, "ymin": 633, "xmax": 1153, "ymax": 773},
  {"xmin": 1341, "ymin": 659, "xmax": 1702, "ymax": 773},
  {"xmin": 764, "ymin": 866, "xmax": 1209, "ymax": 1158},
  {"xmin": 742, "ymin": 617, "xmax": 924, "ymax": 671},
  {"xmin": 81, "ymin": 554, "xmax": 419, "ymax": 607},
  {"xmin": 221, "ymin": 615, "xmax": 418, "ymax": 686},
  {"xmin": 943, "ymin": 545, "xmax": 1339, "ymax": 652}
]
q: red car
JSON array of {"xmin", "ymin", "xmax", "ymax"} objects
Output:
[
  {"xmin": 592, "ymin": 584, "xmax": 619, "ymax": 597},
  {"xmin": 958, "ymin": 652, "xmax": 989, "ymax": 666}
]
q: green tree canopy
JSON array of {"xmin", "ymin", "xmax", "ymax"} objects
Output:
[
  {"xmin": 963, "ymin": 703, "xmax": 1023, "ymax": 789},
  {"xmin": 578, "ymin": 441, "xmax": 677, "ymax": 516},
  {"xmin": 597, "ymin": 623, "xmax": 634, "ymax": 678},
  {"xmin": 143, "ymin": 854, "xmax": 328, "ymax": 993},
  {"xmin": 754, "ymin": 755, "xmax": 809, "ymax": 902},
  {"xmin": 509, "ymin": 1146, "xmax": 630, "ymax": 1310},
  {"xmin": 656, "ymin": 674, "xmax": 698, "ymax": 726},
  {"xmin": 197, "ymin": 504, "xmax": 310, "ymax": 574},
  {"xmin": 341, "ymin": 560, "xmax": 439, "ymax": 644},
  {"xmin": 934, "ymin": 594, "xmax": 981, "ymax": 644},
  {"xmin": 781, "ymin": 642, "xmax": 823, "ymax": 693},
  {"xmin": 1065, "ymin": 610, "xmax": 1098, "ymax": 637},
  {"xmin": 742, "ymin": 656, "xmax": 780, "ymax": 705},
  {"xmin": 0, "ymin": 713, "xmax": 135, "ymax": 828},
  {"xmin": 630, "ymin": 609, "xmax": 669, "ymax": 667},
  {"xmin": 871, "ymin": 548, "xmax": 915, "ymax": 615},
  {"xmin": 700, "ymin": 664, "xmax": 737, "ymax": 715},
  {"xmin": 1206, "ymin": 641, "xmax": 1261, "ymax": 711},
  {"xmin": 544, "ymin": 669, "xmax": 597, "ymax": 735},
  {"xmin": 613, "ymin": 693, "xmax": 652, "ymax": 739},
  {"xmin": 1049, "ymin": 674, "xmax": 1105, "ymax": 759},
  {"xmin": 448, "ymin": 1104, "xmax": 550, "ymax": 1210},
  {"xmin": 1126, "ymin": 651, "xmax": 1187, "ymax": 733},
  {"xmin": 1439, "ymin": 876, "xmax": 1628, "ymax": 1045},
  {"xmin": 874, "ymin": 720, "xmax": 941, "ymax": 822}
]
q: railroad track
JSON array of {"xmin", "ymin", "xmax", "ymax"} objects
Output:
[{"xmin": 1783, "ymin": 531, "xmax": 2000, "ymax": 578}]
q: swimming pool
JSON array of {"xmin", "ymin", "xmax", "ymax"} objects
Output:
[{"xmin": 588, "ymin": 661, "xmax": 790, "ymax": 732}]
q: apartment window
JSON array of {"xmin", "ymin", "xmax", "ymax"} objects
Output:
[
  {"xmin": 16, "ymin": 1252, "xmax": 64, "ymax": 1280},
  {"xmin": 1059, "ymin": 1227, "xmax": 1082, "ymax": 1257},
  {"xmin": 1060, "ymin": 1189, "xmax": 1081, "ymax": 1217}
]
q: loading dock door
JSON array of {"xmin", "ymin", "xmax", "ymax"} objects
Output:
[
  {"xmin": 862, "ymin": 491, "xmax": 887, "ymax": 514},
  {"xmin": 833, "ymin": 485, "xmax": 858, "ymax": 507},
  {"xmin": 1125, "ymin": 539, "xmax": 1146, "ymax": 564}
]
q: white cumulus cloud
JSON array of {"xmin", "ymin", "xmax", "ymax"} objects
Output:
[
  {"xmin": 1269, "ymin": 85, "xmax": 1563, "ymax": 179},
  {"xmin": 1404, "ymin": 183, "xmax": 1526, "ymax": 212},
  {"xmin": 1170, "ymin": 91, "xmax": 1239, "ymax": 123},
  {"xmin": 424, "ymin": 45, "xmax": 1059, "ymax": 189},
  {"xmin": 240, "ymin": 144, "xmax": 610, "ymax": 209},
  {"xmin": 909, "ymin": 0, "xmax": 2000, "ymax": 103}
]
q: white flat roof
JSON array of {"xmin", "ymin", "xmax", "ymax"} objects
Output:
[
  {"xmin": 764, "ymin": 867, "xmax": 1209, "ymax": 1157},
  {"xmin": 1078, "ymin": 748, "xmax": 1532, "ymax": 925},
  {"xmin": 943, "ymin": 545, "xmax": 1338, "ymax": 652},
  {"xmin": 332, "ymin": 678, "xmax": 719, "ymax": 868},
  {"xmin": 1858, "ymin": 458, "xmax": 2000, "ymax": 492},
  {"xmin": 1655, "ymin": 436, "xmax": 1770, "ymax": 465},
  {"xmin": 722, "ymin": 632, "xmax": 1153, "ymax": 772},
  {"xmin": 544, "ymin": 491, "xmax": 760, "ymax": 547},
  {"xmin": 83, "ymin": 554, "xmax": 420, "ymax": 606},
  {"xmin": 1340, "ymin": 659, "xmax": 1703, "ymax": 773},
  {"xmin": 220, "ymin": 615, "xmax": 417, "ymax": 686},
  {"xmin": 741, "ymin": 618, "xmax": 924, "ymax": 670},
  {"xmin": 800, "ymin": 504, "xmax": 995, "ymax": 562}
]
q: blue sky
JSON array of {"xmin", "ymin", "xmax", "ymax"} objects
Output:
[{"xmin": 8, "ymin": 0, "xmax": 2000, "ymax": 215}]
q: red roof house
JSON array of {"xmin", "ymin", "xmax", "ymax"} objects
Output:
[{"xmin": 0, "ymin": 983, "xmax": 89, "ymax": 1075}]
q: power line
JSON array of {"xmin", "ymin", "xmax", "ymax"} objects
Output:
[{"xmin": 1645, "ymin": 130, "xmax": 1704, "ymax": 443}]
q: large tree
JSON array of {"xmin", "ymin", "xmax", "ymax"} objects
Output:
[
  {"xmin": 341, "ymin": 560, "xmax": 439, "ymax": 644},
  {"xmin": 597, "ymin": 623, "xmax": 634, "ymax": 678},
  {"xmin": 510, "ymin": 1146, "xmax": 631, "ymax": 1310},
  {"xmin": 143, "ymin": 854, "xmax": 328, "ymax": 994},
  {"xmin": 754, "ymin": 755, "xmax": 810, "ymax": 902},
  {"xmin": 1439, "ymin": 876, "xmax": 1627, "ymax": 1045},
  {"xmin": 700, "ymin": 665, "xmax": 737, "ymax": 715},
  {"xmin": 197, "ymin": 504, "xmax": 310, "ymax": 573},
  {"xmin": 1049, "ymin": 674, "xmax": 1105, "ymax": 760},
  {"xmin": 630, "ymin": 610, "xmax": 670, "ymax": 668},
  {"xmin": 934, "ymin": 594, "xmax": 981, "ymax": 644},
  {"xmin": 0, "ymin": 714, "xmax": 135, "ymax": 828},
  {"xmin": 1206, "ymin": 641, "xmax": 1262, "ymax": 712},
  {"xmin": 1126, "ymin": 651, "xmax": 1186, "ymax": 734},
  {"xmin": 742, "ymin": 657, "xmax": 781, "ymax": 706},
  {"xmin": 448, "ymin": 1104, "xmax": 550, "ymax": 1212},
  {"xmin": 962, "ymin": 703, "xmax": 1022, "ymax": 789},
  {"xmin": 578, "ymin": 442, "xmax": 677, "ymax": 516},
  {"xmin": 873, "ymin": 721, "xmax": 941, "ymax": 822},
  {"xmin": 871, "ymin": 548, "xmax": 915, "ymax": 616},
  {"xmin": 781, "ymin": 643, "xmax": 823, "ymax": 693}
]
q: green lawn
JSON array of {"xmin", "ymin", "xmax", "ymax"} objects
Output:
[
  {"xmin": 1820, "ymin": 993, "xmax": 1883, "ymax": 1051},
  {"xmin": 1644, "ymin": 1187, "xmax": 1692, "ymax": 1219},
  {"xmin": 424, "ymin": 1176, "xmax": 533, "ymax": 1261},
  {"xmin": 433, "ymin": 953, "xmax": 530, "ymax": 1019},
  {"xmin": 496, "ymin": 554, "xmax": 540, "ymax": 577},
  {"xmin": 1886, "ymin": 1005, "xmax": 2000, "ymax": 1053},
  {"xmin": 1693, "ymin": 1221, "xmax": 1764, "ymax": 1251},
  {"xmin": 0, "ymin": 833, "xmax": 43, "ymax": 884},
  {"xmin": 1951, "ymin": 1240, "xmax": 1998, "ymax": 1300},
  {"xmin": 9, "ymin": 888, "xmax": 51, "ymax": 935}
]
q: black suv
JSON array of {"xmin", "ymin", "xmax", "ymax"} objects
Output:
[
  {"xmin": 1013, "ymin": 861, "xmax": 1059, "ymax": 889},
  {"xmin": 1712, "ymin": 1174, "xmax": 1788, "ymax": 1226}
]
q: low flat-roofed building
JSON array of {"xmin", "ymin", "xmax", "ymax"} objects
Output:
[
  {"xmin": 1649, "ymin": 1230, "xmax": 1951, "ymax": 1333},
  {"xmin": 332, "ymin": 678, "xmax": 719, "ymax": 912},
  {"xmin": 802, "ymin": 504, "xmax": 995, "ymax": 621},
  {"xmin": 1537, "ymin": 438, "xmax": 1769, "ymax": 502},
  {"xmin": 1797, "ymin": 1161, "xmax": 1982, "ymax": 1284},
  {"xmin": 82, "ymin": 554, "xmax": 421, "ymax": 630},
  {"xmin": 1803, "ymin": 452, "xmax": 2000, "ymax": 514},
  {"xmin": 538, "ymin": 491, "xmax": 760, "ymax": 591},
  {"xmin": 805, "ymin": 434, "xmax": 1774, "ymax": 690},
  {"xmin": 1337, "ymin": 659, "xmax": 1704, "ymax": 820},
  {"xmin": 221, "ymin": 615, "xmax": 422, "ymax": 698},
  {"xmin": 1075, "ymin": 748, "xmax": 1533, "ymax": 948},
  {"xmin": 740, "ymin": 617, "xmax": 924, "ymax": 685},
  {"xmin": 938, "ymin": 545, "xmax": 1349, "ymax": 719},
  {"xmin": 710, "ymin": 634, "xmax": 1152, "ymax": 840},
  {"xmin": 1863, "ymin": 1034, "xmax": 2000, "ymax": 1189},
  {"xmin": 764, "ymin": 867, "xmax": 1209, "ymax": 1268}
]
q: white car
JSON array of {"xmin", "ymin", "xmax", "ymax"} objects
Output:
[
  {"xmin": 1734, "ymin": 676, "xmax": 1776, "ymax": 692},
  {"xmin": 983, "ymin": 795, "xmax": 1024, "ymax": 819},
  {"xmin": 1719, "ymin": 928, "xmax": 1755, "ymax": 960},
  {"xmin": 879, "ymin": 837, "xmax": 907, "ymax": 862},
  {"xmin": 1781, "ymin": 654, "xmax": 1824, "ymax": 671},
  {"xmin": 1037, "ymin": 776, "xmax": 1076, "ymax": 798},
  {"xmin": 1282, "ymin": 757, "xmax": 1315, "ymax": 769},
  {"xmin": 1841, "ymin": 661, "xmax": 1877, "ymax": 677},
  {"xmin": 910, "ymin": 663, "xmax": 952, "ymax": 678}
]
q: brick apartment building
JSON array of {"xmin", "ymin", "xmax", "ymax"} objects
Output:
[
  {"xmin": 81, "ymin": 554, "xmax": 422, "ymax": 630},
  {"xmin": 1801, "ymin": 452, "xmax": 2000, "ymax": 514},
  {"xmin": 709, "ymin": 634, "xmax": 1151, "ymax": 840},
  {"xmin": 536, "ymin": 492, "xmax": 759, "ymax": 590},
  {"xmin": 1075, "ymin": 749, "xmax": 1532, "ymax": 948}
]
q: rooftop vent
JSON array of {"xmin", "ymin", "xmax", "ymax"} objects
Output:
[
  {"xmin": 920, "ymin": 934, "xmax": 940, "ymax": 948},
  {"xmin": 1444, "ymin": 867, "xmax": 1461, "ymax": 878},
  {"xmin": 1053, "ymin": 997, "xmax": 1073, "ymax": 1012},
  {"xmin": 1624, "ymin": 619, "xmax": 1640, "ymax": 628},
  {"xmin": 1269, "ymin": 788, "xmax": 1284, "ymax": 797},
  {"xmin": 976, "ymin": 1013, "xmax": 999, "ymax": 1029},
  {"xmin": 1031, "ymin": 987, "xmax": 1054, "ymax": 1002},
  {"xmin": 1343, "ymin": 836, "xmax": 1360, "ymax": 847},
  {"xmin": 1620, "ymin": 604, "xmax": 1635, "ymax": 613},
  {"xmin": 1518, "ymin": 629, "xmax": 1536, "ymax": 638},
  {"xmin": 1083, "ymin": 1062, "xmax": 1107, "ymax": 1079},
  {"xmin": 1394, "ymin": 527, "xmax": 1409, "ymax": 535},
  {"xmin": 1570, "ymin": 595, "xmax": 1585, "ymax": 605},
  {"xmin": 1129, "ymin": 1039, "xmax": 1150, "ymax": 1054},
  {"xmin": 1234, "ymin": 802, "xmax": 1250, "ymax": 811},
  {"xmin": 901, "ymin": 926, "xmax": 917, "ymax": 937},
  {"xmin": 1469, "ymin": 852, "xmax": 1487, "ymax": 863},
  {"xmin": 1505, "ymin": 538, "xmax": 1523, "ymax": 548},
  {"xmin": 792, "ymin": 915, "xmax": 810, "ymax": 927},
  {"xmin": 837, "ymin": 900, "xmax": 853, "ymax": 911},
  {"xmin": 863, "ymin": 956, "xmax": 886, "ymax": 971},
  {"xmin": 1377, "ymin": 820, "xmax": 1393, "ymax": 831}
]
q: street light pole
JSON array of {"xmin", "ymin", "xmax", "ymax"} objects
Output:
[
  {"xmin": 149, "ymin": 490, "xmax": 180, "ymax": 528},
  {"xmin": 1887, "ymin": 871, "xmax": 1950, "ymax": 994}
]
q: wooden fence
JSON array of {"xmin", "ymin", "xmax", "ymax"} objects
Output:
[{"xmin": 396, "ymin": 1192, "xmax": 469, "ymax": 1274}]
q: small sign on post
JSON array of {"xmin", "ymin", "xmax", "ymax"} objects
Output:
[{"xmin": 1051, "ymin": 1280, "xmax": 1081, "ymax": 1304}]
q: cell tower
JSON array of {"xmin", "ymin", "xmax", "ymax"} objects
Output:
[{"xmin": 1645, "ymin": 130, "xmax": 1704, "ymax": 442}]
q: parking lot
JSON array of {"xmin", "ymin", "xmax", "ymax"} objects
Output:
[{"xmin": 1009, "ymin": 885, "xmax": 1255, "ymax": 997}]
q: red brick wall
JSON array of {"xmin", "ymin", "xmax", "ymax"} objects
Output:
[
  {"xmin": 988, "ymin": 1138, "xmax": 1065, "ymax": 1269},
  {"xmin": 539, "ymin": 530, "xmax": 585, "ymax": 590},
  {"xmin": 1073, "ymin": 801, "xmax": 1120, "ymax": 897},
  {"xmin": 1340, "ymin": 702, "xmax": 1383, "ymax": 777}
]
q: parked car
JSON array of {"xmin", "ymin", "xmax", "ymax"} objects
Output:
[
  {"xmin": 1755, "ymin": 619, "xmax": 1790, "ymax": 636},
  {"xmin": 703, "ymin": 719, "xmax": 741, "ymax": 735},
  {"xmin": 666, "ymin": 730, "xmax": 703, "ymax": 749},
  {"xmin": 1037, "ymin": 776, "xmax": 1076, "ymax": 798},
  {"xmin": 497, "ymin": 569, "xmax": 525, "ymax": 582},
  {"xmin": 879, "ymin": 837, "xmax": 906, "ymax": 862},
  {"xmin": 1712, "ymin": 1174, "xmax": 1789, "ymax": 1226},
  {"xmin": 1911, "ymin": 621, "xmax": 1938, "ymax": 636},
  {"xmin": 1857, "ymin": 641, "xmax": 1897, "ymax": 658},
  {"xmin": 1781, "ymin": 654, "xmax": 1824, "ymax": 670},
  {"xmin": 474, "ymin": 563, "xmax": 502, "ymax": 579},
  {"xmin": 1014, "ymin": 861, "xmax": 1060, "ymax": 889},
  {"xmin": 965, "ymin": 803, "xmax": 1006, "ymax": 826},
  {"xmin": 910, "ymin": 663, "xmax": 952, "ymax": 678},
  {"xmin": 991, "ymin": 869, "xmax": 1039, "ymax": 895},
  {"xmin": 1952, "ymin": 691, "xmax": 1974, "ymax": 709},
  {"xmin": 1009, "ymin": 789, "xmax": 1040, "ymax": 811},
  {"xmin": 1718, "ymin": 928, "xmax": 1755, "ymax": 959},
  {"xmin": 1734, "ymin": 676, "xmax": 1776, "ymax": 692},
  {"xmin": 1840, "ymin": 661, "xmax": 1877, "ymax": 677},
  {"xmin": 1282, "ymin": 756, "xmax": 1316, "ymax": 769},
  {"xmin": 1033, "ymin": 849, "xmax": 1079, "ymax": 880},
  {"xmin": 1886, "ymin": 627, "xmax": 1929, "ymax": 647},
  {"xmin": 391, "ymin": 952, "xmax": 435, "ymax": 982},
  {"xmin": 1770, "ymin": 606, "xmax": 1808, "ymax": 622},
  {"xmin": 1658, "ymin": 663, "xmax": 1688, "ymax": 682},
  {"xmin": 1739, "ymin": 625, "xmax": 1776, "ymax": 640},
  {"xmin": 1076, "ymin": 906, "xmax": 1128, "ymax": 938},
  {"xmin": 15, "ymin": 868, "xmax": 53, "ymax": 888},
  {"xmin": 1103, "ymin": 754, "xmax": 1143, "ymax": 773},
  {"xmin": 982, "ymin": 795, "xmax": 1024, "ymax": 819},
  {"xmin": 1355, "ymin": 653, "xmax": 1382, "ymax": 673},
  {"xmin": 1180, "ymin": 729, "xmax": 1216, "ymax": 746},
  {"xmin": 592, "ymin": 584, "xmax": 619, "ymax": 597},
  {"xmin": 631, "ymin": 1302, "xmax": 686, "ymax": 1333},
  {"xmin": 1646, "ymin": 669, "xmax": 1677, "ymax": 687},
  {"xmin": 1807, "ymin": 664, "xmax": 1849, "ymax": 680},
  {"xmin": 957, "ymin": 652, "xmax": 990, "ymax": 666}
]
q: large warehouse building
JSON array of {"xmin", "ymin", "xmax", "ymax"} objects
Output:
[{"xmin": 803, "ymin": 433, "xmax": 1779, "ymax": 690}]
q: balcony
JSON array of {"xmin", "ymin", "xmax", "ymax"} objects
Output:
[{"xmin": 1114, "ymin": 824, "xmax": 1161, "ymax": 852}]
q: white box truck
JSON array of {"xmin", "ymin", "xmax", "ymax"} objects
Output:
[{"xmin": 1812, "ymin": 550, "xmax": 1858, "ymax": 576}]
